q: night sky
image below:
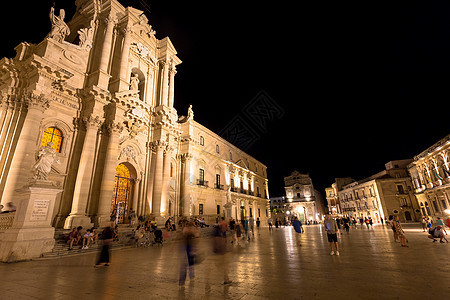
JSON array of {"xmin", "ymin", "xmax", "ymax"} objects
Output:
[{"xmin": 2, "ymin": 1, "xmax": 449, "ymax": 200}]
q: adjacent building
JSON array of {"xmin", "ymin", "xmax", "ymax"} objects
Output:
[
  {"xmin": 408, "ymin": 134, "xmax": 450, "ymax": 218},
  {"xmin": 284, "ymin": 171, "xmax": 325, "ymax": 222},
  {"xmin": 331, "ymin": 160, "xmax": 421, "ymax": 223}
]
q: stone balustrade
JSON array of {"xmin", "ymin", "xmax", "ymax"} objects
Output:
[{"xmin": 0, "ymin": 212, "xmax": 15, "ymax": 230}]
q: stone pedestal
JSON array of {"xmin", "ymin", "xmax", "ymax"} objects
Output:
[{"xmin": 0, "ymin": 181, "xmax": 62, "ymax": 262}]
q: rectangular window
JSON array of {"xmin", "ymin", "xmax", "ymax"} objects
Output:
[
  {"xmin": 397, "ymin": 185, "xmax": 405, "ymax": 194},
  {"xmin": 433, "ymin": 201, "xmax": 440, "ymax": 213},
  {"xmin": 258, "ymin": 208, "xmax": 261, "ymax": 217},
  {"xmin": 250, "ymin": 207, "xmax": 253, "ymax": 217},
  {"xmin": 442, "ymin": 200, "xmax": 447, "ymax": 209},
  {"xmin": 199, "ymin": 168, "xmax": 205, "ymax": 182},
  {"xmin": 199, "ymin": 204, "xmax": 204, "ymax": 215},
  {"xmin": 216, "ymin": 174, "xmax": 220, "ymax": 187},
  {"xmin": 217, "ymin": 205, "xmax": 220, "ymax": 215}
]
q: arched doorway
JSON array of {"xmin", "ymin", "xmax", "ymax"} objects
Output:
[{"xmin": 112, "ymin": 163, "xmax": 134, "ymax": 224}]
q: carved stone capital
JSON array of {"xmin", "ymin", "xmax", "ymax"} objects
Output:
[
  {"xmin": 82, "ymin": 115, "xmax": 103, "ymax": 129},
  {"xmin": 178, "ymin": 153, "xmax": 193, "ymax": 162},
  {"xmin": 106, "ymin": 121, "xmax": 124, "ymax": 135},
  {"xmin": 25, "ymin": 93, "xmax": 50, "ymax": 112}
]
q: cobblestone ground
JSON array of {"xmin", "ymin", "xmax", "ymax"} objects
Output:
[{"xmin": 0, "ymin": 224, "xmax": 449, "ymax": 299}]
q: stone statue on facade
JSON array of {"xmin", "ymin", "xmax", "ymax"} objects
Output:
[
  {"xmin": 130, "ymin": 74, "xmax": 140, "ymax": 91},
  {"xmin": 32, "ymin": 142, "xmax": 60, "ymax": 181},
  {"xmin": 47, "ymin": 6, "xmax": 70, "ymax": 43},
  {"xmin": 187, "ymin": 105, "xmax": 194, "ymax": 121}
]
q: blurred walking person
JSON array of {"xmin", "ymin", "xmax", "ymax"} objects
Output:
[
  {"xmin": 95, "ymin": 222, "xmax": 114, "ymax": 267},
  {"xmin": 268, "ymin": 217, "xmax": 273, "ymax": 231},
  {"xmin": 179, "ymin": 221, "xmax": 199, "ymax": 287},
  {"xmin": 393, "ymin": 216, "xmax": 408, "ymax": 247},
  {"xmin": 292, "ymin": 217, "xmax": 303, "ymax": 246},
  {"xmin": 213, "ymin": 221, "xmax": 232, "ymax": 285}
]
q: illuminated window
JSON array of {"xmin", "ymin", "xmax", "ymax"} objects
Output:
[{"xmin": 41, "ymin": 127, "xmax": 63, "ymax": 153}]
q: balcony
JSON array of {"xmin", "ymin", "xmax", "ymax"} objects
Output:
[
  {"xmin": 197, "ymin": 180, "xmax": 209, "ymax": 187},
  {"xmin": 214, "ymin": 183, "xmax": 224, "ymax": 190}
]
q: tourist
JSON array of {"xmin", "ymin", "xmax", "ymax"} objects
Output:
[
  {"xmin": 82, "ymin": 229, "xmax": 93, "ymax": 249},
  {"xmin": 219, "ymin": 217, "xmax": 228, "ymax": 237},
  {"xmin": 292, "ymin": 217, "xmax": 303, "ymax": 246},
  {"xmin": 275, "ymin": 218, "xmax": 279, "ymax": 230},
  {"xmin": 110, "ymin": 208, "xmax": 117, "ymax": 223},
  {"xmin": 421, "ymin": 217, "xmax": 427, "ymax": 232},
  {"xmin": 256, "ymin": 217, "xmax": 261, "ymax": 233},
  {"xmin": 179, "ymin": 221, "xmax": 199, "ymax": 287},
  {"xmin": 113, "ymin": 225, "xmax": 119, "ymax": 241},
  {"xmin": 213, "ymin": 220, "xmax": 231, "ymax": 285},
  {"xmin": 436, "ymin": 217, "xmax": 447, "ymax": 235},
  {"xmin": 242, "ymin": 218, "xmax": 250, "ymax": 241},
  {"xmin": 229, "ymin": 218, "xmax": 236, "ymax": 244},
  {"xmin": 249, "ymin": 216, "xmax": 255, "ymax": 236},
  {"xmin": 268, "ymin": 217, "xmax": 273, "ymax": 231},
  {"xmin": 369, "ymin": 218, "xmax": 373, "ymax": 229},
  {"xmin": 68, "ymin": 227, "xmax": 78, "ymax": 250},
  {"xmin": 393, "ymin": 216, "xmax": 408, "ymax": 247},
  {"xmin": 90, "ymin": 227, "xmax": 98, "ymax": 244},
  {"xmin": 95, "ymin": 222, "xmax": 114, "ymax": 267},
  {"xmin": 343, "ymin": 218, "xmax": 350, "ymax": 233},
  {"xmin": 324, "ymin": 213, "xmax": 339, "ymax": 255},
  {"xmin": 428, "ymin": 225, "xmax": 448, "ymax": 243},
  {"xmin": 235, "ymin": 221, "xmax": 242, "ymax": 245}
]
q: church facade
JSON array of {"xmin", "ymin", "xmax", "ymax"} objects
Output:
[{"xmin": 0, "ymin": 0, "xmax": 269, "ymax": 232}]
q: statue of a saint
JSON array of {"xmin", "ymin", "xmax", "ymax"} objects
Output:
[
  {"xmin": 32, "ymin": 142, "xmax": 60, "ymax": 181},
  {"xmin": 77, "ymin": 20, "xmax": 95, "ymax": 50},
  {"xmin": 187, "ymin": 105, "xmax": 194, "ymax": 121},
  {"xmin": 130, "ymin": 74, "xmax": 140, "ymax": 91},
  {"xmin": 47, "ymin": 6, "xmax": 70, "ymax": 43}
]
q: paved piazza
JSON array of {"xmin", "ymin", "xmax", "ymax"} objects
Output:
[{"xmin": 0, "ymin": 224, "xmax": 448, "ymax": 299}]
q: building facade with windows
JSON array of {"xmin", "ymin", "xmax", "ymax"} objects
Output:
[
  {"xmin": 0, "ymin": 0, "xmax": 269, "ymax": 236},
  {"xmin": 284, "ymin": 171, "xmax": 324, "ymax": 222},
  {"xmin": 338, "ymin": 160, "xmax": 421, "ymax": 223},
  {"xmin": 408, "ymin": 134, "xmax": 450, "ymax": 218}
]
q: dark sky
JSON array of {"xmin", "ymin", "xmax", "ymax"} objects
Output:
[{"xmin": 2, "ymin": 1, "xmax": 449, "ymax": 198}]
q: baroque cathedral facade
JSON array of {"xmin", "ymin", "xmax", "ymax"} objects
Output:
[{"xmin": 0, "ymin": 0, "xmax": 270, "ymax": 230}]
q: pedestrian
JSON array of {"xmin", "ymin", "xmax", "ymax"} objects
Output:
[
  {"xmin": 249, "ymin": 216, "xmax": 255, "ymax": 236},
  {"xmin": 364, "ymin": 217, "xmax": 370, "ymax": 229},
  {"xmin": 275, "ymin": 218, "xmax": 279, "ymax": 230},
  {"xmin": 421, "ymin": 217, "xmax": 427, "ymax": 232},
  {"xmin": 268, "ymin": 217, "xmax": 273, "ymax": 231},
  {"xmin": 428, "ymin": 225, "xmax": 449, "ymax": 243},
  {"xmin": 229, "ymin": 217, "xmax": 236, "ymax": 244},
  {"xmin": 324, "ymin": 213, "xmax": 339, "ymax": 256},
  {"xmin": 369, "ymin": 218, "xmax": 373, "ymax": 229},
  {"xmin": 359, "ymin": 217, "xmax": 364, "ymax": 229},
  {"xmin": 292, "ymin": 217, "xmax": 303, "ymax": 246},
  {"xmin": 95, "ymin": 222, "xmax": 114, "ymax": 267},
  {"xmin": 436, "ymin": 217, "xmax": 447, "ymax": 235},
  {"xmin": 213, "ymin": 220, "xmax": 232, "ymax": 285},
  {"xmin": 242, "ymin": 218, "xmax": 250, "ymax": 241},
  {"xmin": 179, "ymin": 221, "xmax": 199, "ymax": 287},
  {"xmin": 256, "ymin": 217, "xmax": 261, "ymax": 234},
  {"xmin": 380, "ymin": 217, "xmax": 384, "ymax": 225},
  {"xmin": 344, "ymin": 218, "xmax": 350, "ymax": 233},
  {"xmin": 235, "ymin": 221, "xmax": 242, "ymax": 245},
  {"xmin": 393, "ymin": 216, "xmax": 408, "ymax": 247}
]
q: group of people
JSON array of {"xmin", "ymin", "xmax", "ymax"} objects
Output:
[
  {"xmin": 422, "ymin": 216, "xmax": 449, "ymax": 244},
  {"xmin": 67, "ymin": 226, "xmax": 99, "ymax": 250}
]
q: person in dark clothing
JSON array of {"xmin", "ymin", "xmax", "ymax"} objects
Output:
[{"xmin": 95, "ymin": 223, "xmax": 114, "ymax": 267}]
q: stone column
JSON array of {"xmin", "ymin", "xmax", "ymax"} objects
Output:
[
  {"xmin": 64, "ymin": 115, "xmax": 102, "ymax": 229},
  {"xmin": 2, "ymin": 94, "xmax": 49, "ymax": 205},
  {"xmin": 97, "ymin": 17, "xmax": 116, "ymax": 89},
  {"xmin": 145, "ymin": 143, "xmax": 155, "ymax": 215},
  {"xmin": 132, "ymin": 178, "xmax": 140, "ymax": 212},
  {"xmin": 95, "ymin": 122, "xmax": 123, "ymax": 226},
  {"xmin": 180, "ymin": 154, "xmax": 192, "ymax": 216},
  {"xmin": 167, "ymin": 66, "xmax": 176, "ymax": 108},
  {"xmin": 151, "ymin": 141, "xmax": 165, "ymax": 216},
  {"xmin": 118, "ymin": 26, "xmax": 132, "ymax": 91},
  {"xmin": 160, "ymin": 62, "xmax": 169, "ymax": 106},
  {"xmin": 160, "ymin": 146, "xmax": 173, "ymax": 217}
]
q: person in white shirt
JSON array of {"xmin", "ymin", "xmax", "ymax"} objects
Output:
[{"xmin": 82, "ymin": 229, "xmax": 94, "ymax": 249}]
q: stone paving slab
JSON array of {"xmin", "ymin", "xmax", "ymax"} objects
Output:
[{"xmin": 0, "ymin": 224, "xmax": 449, "ymax": 299}]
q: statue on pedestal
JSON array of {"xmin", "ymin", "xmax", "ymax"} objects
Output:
[
  {"xmin": 47, "ymin": 6, "xmax": 70, "ymax": 43},
  {"xmin": 130, "ymin": 74, "xmax": 140, "ymax": 91},
  {"xmin": 32, "ymin": 142, "xmax": 60, "ymax": 181}
]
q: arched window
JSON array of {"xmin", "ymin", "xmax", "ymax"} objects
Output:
[
  {"xmin": 41, "ymin": 127, "xmax": 63, "ymax": 153},
  {"xmin": 216, "ymin": 144, "xmax": 220, "ymax": 153}
]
